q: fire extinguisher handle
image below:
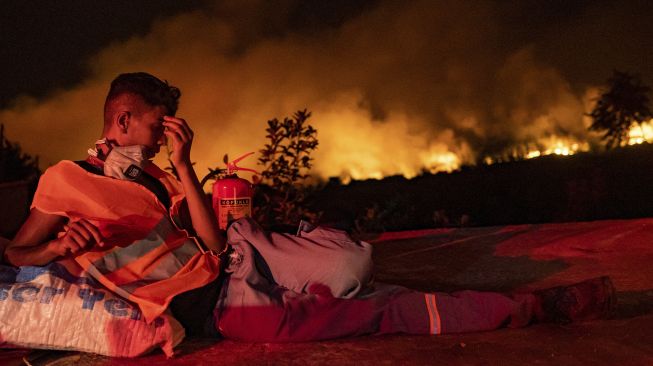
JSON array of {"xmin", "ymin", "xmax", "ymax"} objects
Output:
[
  {"xmin": 231, "ymin": 152, "xmax": 255, "ymax": 165},
  {"xmin": 227, "ymin": 152, "xmax": 260, "ymax": 175}
]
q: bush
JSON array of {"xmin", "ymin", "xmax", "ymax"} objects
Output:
[
  {"xmin": 253, "ymin": 109, "xmax": 320, "ymax": 229},
  {"xmin": 0, "ymin": 123, "xmax": 40, "ymax": 183}
]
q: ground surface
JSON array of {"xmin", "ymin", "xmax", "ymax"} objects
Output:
[{"xmin": 2, "ymin": 218, "xmax": 653, "ymax": 365}]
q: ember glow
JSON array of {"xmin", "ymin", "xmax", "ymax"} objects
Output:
[
  {"xmin": 482, "ymin": 135, "xmax": 589, "ymax": 165},
  {"xmin": 525, "ymin": 136, "xmax": 589, "ymax": 159}
]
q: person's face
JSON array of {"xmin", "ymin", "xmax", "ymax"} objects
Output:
[{"xmin": 125, "ymin": 103, "xmax": 168, "ymax": 157}]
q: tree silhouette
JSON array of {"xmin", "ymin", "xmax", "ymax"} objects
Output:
[
  {"xmin": 0, "ymin": 123, "xmax": 40, "ymax": 183},
  {"xmin": 588, "ymin": 70, "xmax": 652, "ymax": 149}
]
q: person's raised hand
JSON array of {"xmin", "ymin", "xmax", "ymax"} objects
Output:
[
  {"xmin": 48, "ymin": 218, "xmax": 104, "ymax": 257},
  {"xmin": 163, "ymin": 116, "xmax": 194, "ymax": 169}
]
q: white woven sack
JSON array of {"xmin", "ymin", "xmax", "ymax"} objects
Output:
[{"xmin": 0, "ymin": 262, "xmax": 185, "ymax": 357}]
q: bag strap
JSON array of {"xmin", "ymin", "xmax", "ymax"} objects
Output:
[{"xmin": 73, "ymin": 160, "xmax": 171, "ymax": 210}]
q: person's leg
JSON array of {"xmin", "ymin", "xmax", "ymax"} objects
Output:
[
  {"xmin": 425, "ymin": 290, "xmax": 536, "ymax": 334},
  {"xmin": 213, "ymin": 238, "xmax": 540, "ymax": 341},
  {"xmin": 215, "ymin": 224, "xmax": 616, "ymax": 341}
]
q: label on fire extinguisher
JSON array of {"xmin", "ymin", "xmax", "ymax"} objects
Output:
[{"xmin": 218, "ymin": 197, "xmax": 251, "ymax": 229}]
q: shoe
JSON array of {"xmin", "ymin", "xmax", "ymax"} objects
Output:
[{"xmin": 533, "ymin": 276, "xmax": 616, "ymax": 324}]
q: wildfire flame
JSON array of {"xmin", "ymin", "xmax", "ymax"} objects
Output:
[
  {"xmin": 525, "ymin": 136, "xmax": 589, "ymax": 159},
  {"xmin": 479, "ymin": 120, "xmax": 653, "ymax": 168},
  {"xmin": 482, "ymin": 135, "xmax": 589, "ymax": 166},
  {"xmin": 628, "ymin": 119, "xmax": 653, "ymax": 145},
  {"xmin": 420, "ymin": 150, "xmax": 460, "ymax": 174},
  {"xmin": 332, "ymin": 144, "xmax": 461, "ymax": 184},
  {"xmin": 338, "ymin": 119, "xmax": 653, "ymax": 184}
]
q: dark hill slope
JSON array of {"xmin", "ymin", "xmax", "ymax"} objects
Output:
[{"xmin": 314, "ymin": 143, "xmax": 653, "ymax": 230}]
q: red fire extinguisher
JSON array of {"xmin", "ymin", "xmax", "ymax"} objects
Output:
[{"xmin": 212, "ymin": 152, "xmax": 259, "ymax": 230}]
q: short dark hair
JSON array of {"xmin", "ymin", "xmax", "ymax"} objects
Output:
[{"xmin": 105, "ymin": 72, "xmax": 181, "ymax": 115}]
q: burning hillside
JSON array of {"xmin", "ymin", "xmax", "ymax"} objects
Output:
[
  {"xmin": 483, "ymin": 120, "xmax": 653, "ymax": 166},
  {"xmin": 0, "ymin": 1, "xmax": 651, "ymax": 184}
]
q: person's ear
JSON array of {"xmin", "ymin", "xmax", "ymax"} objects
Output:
[{"xmin": 116, "ymin": 111, "xmax": 131, "ymax": 134}]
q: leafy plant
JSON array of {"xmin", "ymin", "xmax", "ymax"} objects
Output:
[
  {"xmin": 588, "ymin": 70, "xmax": 652, "ymax": 149},
  {"xmin": 0, "ymin": 123, "xmax": 40, "ymax": 183},
  {"xmin": 254, "ymin": 109, "xmax": 320, "ymax": 228}
]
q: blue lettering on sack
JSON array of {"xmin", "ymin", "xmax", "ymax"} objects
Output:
[
  {"xmin": 78, "ymin": 288, "xmax": 106, "ymax": 310},
  {"xmin": 0, "ymin": 284, "xmax": 12, "ymax": 301},
  {"xmin": 14, "ymin": 263, "xmax": 101, "ymax": 288},
  {"xmin": 100, "ymin": 298, "xmax": 167, "ymax": 326},
  {"xmin": 104, "ymin": 298, "xmax": 130, "ymax": 317},
  {"xmin": 1, "ymin": 264, "xmax": 174, "ymax": 326},
  {"xmin": 0, "ymin": 282, "xmax": 168, "ymax": 325},
  {"xmin": 41, "ymin": 286, "xmax": 65, "ymax": 304},
  {"xmin": 0, "ymin": 283, "xmax": 67, "ymax": 303},
  {"xmin": 13, "ymin": 285, "xmax": 41, "ymax": 302}
]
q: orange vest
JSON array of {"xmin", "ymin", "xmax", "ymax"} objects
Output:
[{"xmin": 31, "ymin": 160, "xmax": 221, "ymax": 322}]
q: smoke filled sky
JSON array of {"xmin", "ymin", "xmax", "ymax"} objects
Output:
[{"xmin": 2, "ymin": 0, "xmax": 652, "ymax": 181}]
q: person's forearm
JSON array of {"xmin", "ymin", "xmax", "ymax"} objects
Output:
[
  {"xmin": 4, "ymin": 240, "xmax": 61, "ymax": 267},
  {"xmin": 175, "ymin": 163, "xmax": 226, "ymax": 252}
]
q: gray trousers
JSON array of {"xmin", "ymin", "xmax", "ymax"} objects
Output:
[{"xmin": 212, "ymin": 219, "xmax": 536, "ymax": 341}]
